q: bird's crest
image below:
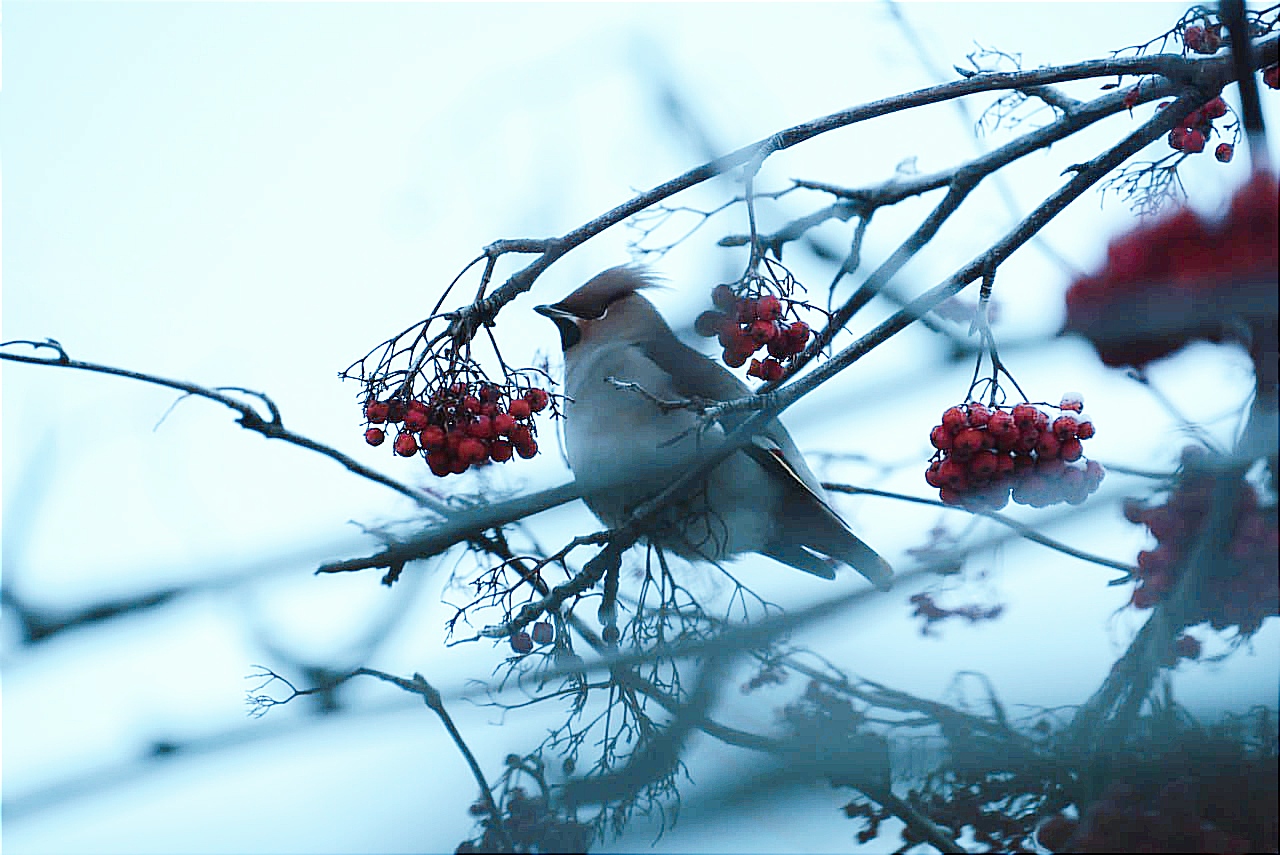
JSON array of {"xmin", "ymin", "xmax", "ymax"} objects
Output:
[{"xmin": 552, "ymin": 266, "xmax": 663, "ymax": 320}]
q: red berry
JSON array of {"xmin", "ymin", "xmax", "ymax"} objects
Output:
[
  {"xmin": 516, "ymin": 439, "xmax": 539, "ymax": 459},
  {"xmin": 695, "ymin": 310, "xmax": 728, "ymax": 337},
  {"xmin": 393, "ymin": 432, "xmax": 419, "ymax": 457},
  {"xmin": 510, "ymin": 632, "xmax": 533, "ymax": 654},
  {"xmin": 1202, "ymin": 96, "xmax": 1227, "ymax": 119},
  {"xmin": 953, "ymin": 428, "xmax": 985, "ymax": 459},
  {"xmin": 478, "ymin": 384, "xmax": 501, "ymax": 404},
  {"xmin": 748, "ymin": 319, "xmax": 779, "ymax": 344},
  {"xmin": 747, "ymin": 358, "xmax": 766, "ymax": 380},
  {"xmin": 1183, "ymin": 24, "xmax": 1205, "ymax": 52},
  {"xmin": 761, "ymin": 358, "xmax": 785, "ymax": 382},
  {"xmin": 1011, "ymin": 403, "xmax": 1039, "ymax": 426},
  {"xmin": 525, "ymin": 388, "xmax": 550, "ymax": 413},
  {"xmin": 785, "ymin": 321, "xmax": 810, "ymax": 348},
  {"xmin": 467, "ymin": 415, "xmax": 495, "ymax": 439},
  {"xmin": 1173, "ymin": 633, "xmax": 1201, "ymax": 659},
  {"xmin": 937, "ymin": 458, "xmax": 967, "ymax": 489},
  {"xmin": 489, "ymin": 440, "xmax": 513, "ymax": 462},
  {"xmin": 736, "ymin": 299, "xmax": 760, "ymax": 324},
  {"xmin": 1059, "ymin": 392, "xmax": 1084, "ymax": 412},
  {"xmin": 531, "ymin": 622, "xmax": 554, "ymax": 645},
  {"xmin": 711, "ymin": 284, "xmax": 738, "ymax": 310},
  {"xmin": 509, "ymin": 425, "xmax": 533, "ymax": 447},
  {"xmin": 723, "ymin": 347, "xmax": 751, "ymax": 368},
  {"xmin": 1060, "ymin": 437, "xmax": 1084, "ymax": 462},
  {"xmin": 996, "ymin": 454, "xmax": 1015, "ymax": 477},
  {"xmin": 420, "ymin": 424, "xmax": 446, "ymax": 449},
  {"xmin": 1052, "ymin": 415, "xmax": 1080, "ymax": 440},
  {"xmin": 966, "ymin": 403, "xmax": 991, "ymax": 427},
  {"xmin": 1037, "ymin": 815, "xmax": 1078, "ymax": 852},
  {"xmin": 1215, "ymin": 142, "xmax": 1234, "ymax": 163},
  {"xmin": 1016, "ymin": 427, "xmax": 1041, "ymax": 454},
  {"xmin": 450, "ymin": 456, "xmax": 470, "ymax": 475},
  {"xmin": 365, "ymin": 399, "xmax": 390, "ymax": 424},
  {"xmin": 507, "ymin": 399, "xmax": 532, "ymax": 420},
  {"xmin": 988, "ymin": 409, "xmax": 1016, "ymax": 437},
  {"xmin": 458, "ymin": 438, "xmax": 488, "ymax": 465},
  {"xmin": 462, "ymin": 396, "xmax": 482, "ymax": 415},
  {"xmin": 1170, "ymin": 126, "xmax": 1206, "ymax": 153},
  {"xmin": 969, "ymin": 451, "xmax": 999, "ymax": 480},
  {"xmin": 364, "ymin": 427, "xmax": 386, "ymax": 446},
  {"xmin": 386, "ymin": 399, "xmax": 407, "ymax": 423},
  {"xmin": 941, "ymin": 406, "xmax": 967, "ymax": 433},
  {"xmin": 930, "ymin": 425, "xmax": 954, "ymax": 451},
  {"xmin": 426, "ymin": 450, "xmax": 452, "ymax": 477},
  {"xmin": 1076, "ymin": 419, "xmax": 1095, "ymax": 440},
  {"xmin": 1265, "ymin": 64, "xmax": 1280, "ymax": 90},
  {"xmin": 756, "ymin": 295, "xmax": 783, "ymax": 321},
  {"xmin": 403, "ymin": 401, "xmax": 430, "ymax": 432},
  {"xmin": 925, "ymin": 461, "xmax": 945, "ymax": 488},
  {"xmin": 1035, "ymin": 431, "xmax": 1061, "ymax": 459},
  {"xmin": 492, "ymin": 413, "xmax": 516, "ymax": 436}
]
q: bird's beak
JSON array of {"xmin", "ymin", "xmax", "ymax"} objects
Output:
[
  {"xmin": 534, "ymin": 304, "xmax": 576, "ymax": 322},
  {"xmin": 535, "ymin": 304, "xmax": 583, "ymax": 350}
]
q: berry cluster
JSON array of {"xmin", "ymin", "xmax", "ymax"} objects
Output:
[
  {"xmin": 1064, "ymin": 172, "xmax": 1279, "ymax": 367},
  {"xmin": 909, "ymin": 592, "xmax": 1004, "ymax": 635},
  {"xmin": 1182, "ymin": 23, "xmax": 1223, "ymax": 55},
  {"xmin": 363, "ymin": 383, "xmax": 551, "ymax": 477},
  {"xmin": 695, "ymin": 285, "xmax": 811, "ymax": 379},
  {"xmin": 1122, "ymin": 451, "xmax": 1278, "ymax": 634},
  {"xmin": 925, "ymin": 395, "xmax": 1102, "ymax": 510},
  {"xmin": 457, "ymin": 786, "xmax": 592, "ymax": 854},
  {"xmin": 1059, "ymin": 778, "xmax": 1262, "ymax": 854},
  {"xmin": 508, "ymin": 621, "xmax": 555, "ymax": 654},
  {"xmin": 1160, "ymin": 96, "xmax": 1231, "ymax": 158}
]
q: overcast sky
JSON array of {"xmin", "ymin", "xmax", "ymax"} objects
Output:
[{"xmin": 4, "ymin": 3, "xmax": 1278, "ymax": 853}]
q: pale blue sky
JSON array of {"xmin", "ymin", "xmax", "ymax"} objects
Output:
[{"xmin": 4, "ymin": 3, "xmax": 1277, "ymax": 853}]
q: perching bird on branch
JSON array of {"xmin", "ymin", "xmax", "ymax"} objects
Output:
[{"xmin": 536, "ymin": 266, "xmax": 893, "ymax": 590}]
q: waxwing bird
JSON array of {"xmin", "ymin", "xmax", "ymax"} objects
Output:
[{"xmin": 535, "ymin": 266, "xmax": 893, "ymax": 590}]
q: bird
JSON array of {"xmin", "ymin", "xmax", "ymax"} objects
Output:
[{"xmin": 534, "ymin": 266, "xmax": 893, "ymax": 590}]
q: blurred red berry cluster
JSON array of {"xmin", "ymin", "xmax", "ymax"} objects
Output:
[
  {"xmin": 1181, "ymin": 23, "xmax": 1223, "ymax": 55},
  {"xmin": 695, "ymin": 284, "xmax": 811, "ymax": 379},
  {"xmin": 458, "ymin": 786, "xmax": 592, "ymax": 854},
  {"xmin": 1064, "ymin": 172, "xmax": 1279, "ymax": 367},
  {"xmin": 508, "ymin": 621, "xmax": 555, "ymax": 654},
  {"xmin": 363, "ymin": 383, "xmax": 551, "ymax": 476},
  {"xmin": 925, "ymin": 395, "xmax": 1103, "ymax": 510},
  {"xmin": 1122, "ymin": 450, "xmax": 1278, "ymax": 634},
  {"xmin": 1056, "ymin": 776, "xmax": 1266, "ymax": 854},
  {"xmin": 1160, "ymin": 96, "xmax": 1230, "ymax": 157},
  {"xmin": 908, "ymin": 592, "xmax": 1004, "ymax": 635}
]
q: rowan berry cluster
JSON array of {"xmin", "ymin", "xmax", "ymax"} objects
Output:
[
  {"xmin": 1064, "ymin": 172, "xmax": 1279, "ymax": 367},
  {"xmin": 1122, "ymin": 451, "xmax": 1278, "ymax": 634},
  {"xmin": 362, "ymin": 383, "xmax": 551, "ymax": 477},
  {"xmin": 925, "ymin": 395, "xmax": 1102, "ymax": 510},
  {"xmin": 1159, "ymin": 96, "xmax": 1232, "ymax": 158},
  {"xmin": 457, "ymin": 786, "xmax": 592, "ymax": 854},
  {"xmin": 1181, "ymin": 23, "xmax": 1223, "ymax": 55},
  {"xmin": 695, "ymin": 285, "xmax": 811, "ymax": 380},
  {"xmin": 1054, "ymin": 777, "xmax": 1260, "ymax": 854},
  {"xmin": 508, "ymin": 621, "xmax": 555, "ymax": 654}
]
